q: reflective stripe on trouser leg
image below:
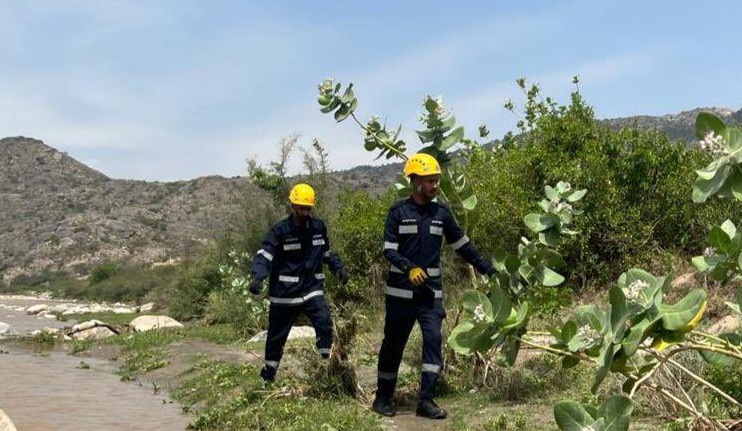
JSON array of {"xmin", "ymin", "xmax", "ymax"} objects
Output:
[
  {"xmin": 418, "ymin": 304, "xmax": 444, "ymax": 400},
  {"xmin": 263, "ymin": 303, "xmax": 303, "ymax": 380},
  {"xmin": 376, "ymin": 298, "xmax": 417, "ymax": 399},
  {"xmin": 304, "ymin": 295, "xmax": 333, "ymax": 358}
]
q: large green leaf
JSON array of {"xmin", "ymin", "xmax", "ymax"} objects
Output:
[
  {"xmin": 591, "ymin": 341, "xmax": 619, "ymax": 393},
  {"xmin": 659, "ymin": 289, "xmax": 707, "ymax": 331},
  {"xmin": 566, "ymin": 189, "xmax": 587, "ymax": 202},
  {"xmin": 696, "ymin": 111, "xmax": 729, "ymax": 141},
  {"xmin": 618, "ymin": 268, "xmax": 656, "ymax": 290},
  {"xmin": 500, "ymin": 334, "xmax": 523, "ymax": 366},
  {"xmin": 598, "ymin": 395, "xmax": 633, "ymax": 431},
  {"xmin": 461, "ymin": 193, "xmax": 477, "ymax": 211},
  {"xmin": 537, "ymin": 266, "xmax": 566, "ymax": 287},
  {"xmin": 574, "ymin": 305, "xmax": 607, "ymax": 331},
  {"xmin": 535, "ymin": 248, "xmax": 566, "ymax": 268},
  {"xmin": 729, "ymin": 127, "xmax": 742, "ymax": 153},
  {"xmin": 721, "ymin": 219, "xmax": 737, "ymax": 240},
  {"xmin": 699, "ymin": 333, "xmax": 742, "ymax": 366},
  {"xmin": 448, "ymin": 321, "xmax": 476, "ymax": 354},
  {"xmin": 728, "ymin": 169, "xmax": 742, "ymax": 201},
  {"xmin": 448, "ymin": 321, "xmax": 494, "ymax": 354},
  {"xmin": 539, "ymin": 228, "xmax": 561, "ymax": 247},
  {"xmin": 461, "ymin": 290, "xmax": 493, "ymax": 321},
  {"xmin": 501, "ymin": 301, "xmax": 529, "ymax": 330},
  {"xmin": 438, "ymin": 126, "xmax": 464, "ymax": 151},
  {"xmin": 609, "ymin": 286, "xmax": 629, "ymax": 341},
  {"xmin": 621, "ymin": 318, "xmax": 654, "ymax": 356},
  {"xmin": 524, "ymin": 213, "xmax": 559, "ymax": 232},
  {"xmin": 693, "ymin": 164, "xmax": 732, "ymax": 203},
  {"xmin": 709, "ymin": 225, "xmax": 732, "ymax": 252},
  {"xmin": 488, "ymin": 285, "xmax": 513, "ymax": 324},
  {"xmin": 554, "ymin": 401, "xmax": 594, "ymax": 431}
]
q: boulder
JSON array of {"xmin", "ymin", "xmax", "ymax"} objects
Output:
[
  {"xmin": 25, "ymin": 303, "xmax": 49, "ymax": 315},
  {"xmin": 72, "ymin": 319, "xmax": 106, "ymax": 332},
  {"xmin": 0, "ymin": 322, "xmax": 17, "ymax": 336},
  {"xmin": 137, "ymin": 302, "xmax": 155, "ymax": 312},
  {"xmin": 249, "ymin": 325, "xmax": 316, "ymax": 343},
  {"xmin": 129, "ymin": 315, "xmax": 183, "ymax": 332},
  {"xmin": 0, "ymin": 408, "xmax": 17, "ymax": 431},
  {"xmin": 72, "ymin": 326, "xmax": 116, "ymax": 340}
]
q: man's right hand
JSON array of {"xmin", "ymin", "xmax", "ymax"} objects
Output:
[
  {"xmin": 248, "ymin": 278, "xmax": 263, "ymax": 295},
  {"xmin": 408, "ymin": 267, "xmax": 428, "ymax": 287}
]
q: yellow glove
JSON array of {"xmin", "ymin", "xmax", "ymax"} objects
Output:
[{"xmin": 408, "ymin": 267, "xmax": 428, "ymax": 286}]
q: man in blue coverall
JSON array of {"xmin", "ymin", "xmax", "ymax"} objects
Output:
[
  {"xmin": 372, "ymin": 153, "xmax": 496, "ymax": 419},
  {"xmin": 248, "ymin": 183, "xmax": 348, "ymax": 383}
]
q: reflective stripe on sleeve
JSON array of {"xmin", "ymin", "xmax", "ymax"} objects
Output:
[
  {"xmin": 265, "ymin": 360, "xmax": 280, "ymax": 369},
  {"xmin": 283, "ymin": 243, "xmax": 301, "ymax": 251},
  {"xmin": 257, "ymin": 249, "xmax": 274, "ymax": 261},
  {"xmin": 312, "ymin": 239, "xmax": 326, "ymax": 246},
  {"xmin": 430, "ymin": 226, "xmax": 443, "ymax": 236},
  {"xmin": 449, "ymin": 235, "xmax": 470, "ymax": 250},
  {"xmin": 315, "ymin": 273, "xmax": 326, "ymax": 280},
  {"xmin": 318, "ymin": 348, "xmax": 331, "ymax": 355},
  {"xmin": 383, "ymin": 242, "xmax": 398, "ymax": 250},
  {"xmin": 390, "ymin": 266, "xmax": 440, "ymax": 276}
]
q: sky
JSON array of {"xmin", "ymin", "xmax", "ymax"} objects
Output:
[{"xmin": 1, "ymin": 0, "xmax": 741, "ymax": 181}]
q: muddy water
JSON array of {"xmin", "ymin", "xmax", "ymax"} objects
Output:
[
  {"xmin": 0, "ymin": 296, "xmax": 191, "ymax": 431},
  {"xmin": 0, "ymin": 295, "xmax": 76, "ymax": 334}
]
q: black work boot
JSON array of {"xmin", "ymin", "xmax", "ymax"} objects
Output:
[
  {"xmin": 260, "ymin": 366, "xmax": 276, "ymax": 384},
  {"xmin": 416, "ymin": 399, "xmax": 447, "ymax": 419},
  {"xmin": 371, "ymin": 397, "xmax": 396, "ymax": 417}
]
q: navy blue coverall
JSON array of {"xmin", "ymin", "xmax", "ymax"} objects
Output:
[
  {"xmin": 377, "ymin": 197, "xmax": 494, "ymax": 401},
  {"xmin": 250, "ymin": 215, "xmax": 344, "ymax": 381}
]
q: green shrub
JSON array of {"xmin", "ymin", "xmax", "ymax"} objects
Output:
[
  {"xmin": 89, "ymin": 262, "xmax": 118, "ymax": 285},
  {"xmin": 468, "ymin": 86, "xmax": 742, "ymax": 287},
  {"xmin": 327, "ymin": 189, "xmax": 392, "ymax": 305},
  {"xmin": 204, "ymin": 290, "xmax": 267, "ymax": 337},
  {"xmin": 705, "ymin": 361, "xmax": 742, "ymax": 416}
]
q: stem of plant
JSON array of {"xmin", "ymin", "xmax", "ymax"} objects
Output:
[
  {"xmin": 666, "ymin": 357, "xmax": 742, "ymax": 408},
  {"xmin": 350, "ymin": 113, "xmax": 408, "ymax": 160}
]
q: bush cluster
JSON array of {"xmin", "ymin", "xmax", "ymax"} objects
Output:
[{"xmin": 467, "ymin": 90, "xmax": 742, "ymax": 287}]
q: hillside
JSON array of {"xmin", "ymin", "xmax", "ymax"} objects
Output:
[
  {"xmin": 0, "ymin": 137, "xmax": 263, "ymax": 282},
  {"xmin": 1, "ymin": 106, "xmax": 740, "ymax": 282}
]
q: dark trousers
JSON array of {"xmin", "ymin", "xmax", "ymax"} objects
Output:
[
  {"xmin": 376, "ymin": 296, "xmax": 445, "ymax": 401},
  {"xmin": 260, "ymin": 295, "xmax": 333, "ymax": 381}
]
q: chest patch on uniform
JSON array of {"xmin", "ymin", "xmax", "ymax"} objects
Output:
[
  {"xmin": 312, "ymin": 238, "xmax": 326, "ymax": 246},
  {"xmin": 283, "ymin": 240, "xmax": 301, "ymax": 250},
  {"xmin": 399, "ymin": 224, "xmax": 418, "ymax": 234}
]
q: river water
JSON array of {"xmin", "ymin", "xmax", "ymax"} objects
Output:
[{"xmin": 0, "ymin": 296, "xmax": 191, "ymax": 431}]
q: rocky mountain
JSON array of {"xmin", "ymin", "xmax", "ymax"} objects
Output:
[
  {"xmin": 0, "ymin": 137, "xmax": 266, "ymax": 282},
  {"xmin": 600, "ymin": 107, "xmax": 742, "ymax": 142},
  {"xmin": 1, "ymin": 106, "xmax": 740, "ymax": 282}
]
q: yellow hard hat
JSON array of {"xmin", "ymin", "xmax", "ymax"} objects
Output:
[
  {"xmin": 403, "ymin": 153, "xmax": 441, "ymax": 177},
  {"xmin": 289, "ymin": 183, "xmax": 316, "ymax": 206}
]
